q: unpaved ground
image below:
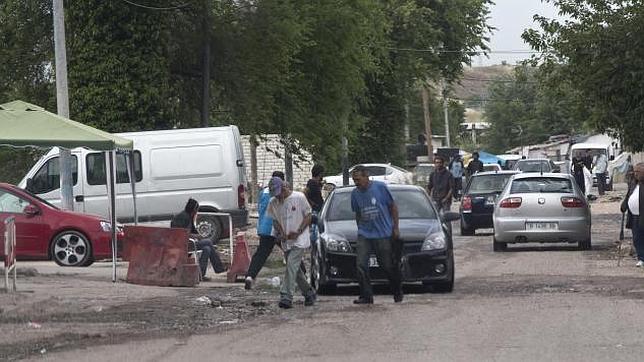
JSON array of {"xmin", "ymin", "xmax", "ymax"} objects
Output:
[{"xmin": 1, "ymin": 184, "xmax": 641, "ymax": 361}]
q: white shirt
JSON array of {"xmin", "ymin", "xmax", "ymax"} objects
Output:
[
  {"xmin": 267, "ymin": 191, "xmax": 312, "ymax": 250},
  {"xmin": 595, "ymin": 154, "xmax": 608, "ymax": 174},
  {"xmin": 629, "ymin": 185, "xmax": 640, "ymax": 216}
]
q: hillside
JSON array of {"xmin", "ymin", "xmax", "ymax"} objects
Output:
[{"xmin": 451, "ymin": 64, "xmax": 515, "ymax": 111}]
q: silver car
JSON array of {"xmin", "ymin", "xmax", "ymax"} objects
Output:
[{"xmin": 492, "ymin": 173, "xmax": 591, "ymax": 251}]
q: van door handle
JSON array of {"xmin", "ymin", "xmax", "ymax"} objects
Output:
[{"xmin": 75, "ymin": 195, "xmax": 85, "ymax": 202}]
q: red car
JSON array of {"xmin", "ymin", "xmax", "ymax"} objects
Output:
[{"xmin": 0, "ymin": 183, "xmax": 121, "ymax": 267}]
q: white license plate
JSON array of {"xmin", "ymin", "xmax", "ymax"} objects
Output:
[
  {"xmin": 485, "ymin": 196, "xmax": 496, "ymax": 205},
  {"xmin": 369, "ymin": 256, "xmax": 379, "ymax": 267},
  {"xmin": 526, "ymin": 222, "xmax": 558, "ymax": 230}
]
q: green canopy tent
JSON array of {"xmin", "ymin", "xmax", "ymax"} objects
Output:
[{"xmin": 0, "ymin": 100, "xmax": 134, "ymax": 282}]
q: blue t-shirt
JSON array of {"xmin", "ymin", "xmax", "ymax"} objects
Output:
[
  {"xmin": 351, "ymin": 181, "xmax": 394, "ymax": 239},
  {"xmin": 257, "ymin": 187, "xmax": 273, "ymax": 236}
]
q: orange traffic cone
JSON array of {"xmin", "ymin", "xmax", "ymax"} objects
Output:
[{"xmin": 227, "ymin": 232, "xmax": 251, "ymax": 283}]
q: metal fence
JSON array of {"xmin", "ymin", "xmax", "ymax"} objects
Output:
[{"xmin": 3, "ymin": 216, "xmax": 16, "ymax": 292}]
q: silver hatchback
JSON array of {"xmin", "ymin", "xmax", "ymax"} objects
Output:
[{"xmin": 492, "ymin": 173, "xmax": 591, "ymax": 251}]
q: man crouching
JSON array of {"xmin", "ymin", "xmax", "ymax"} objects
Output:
[{"xmin": 266, "ymin": 177, "xmax": 317, "ymax": 309}]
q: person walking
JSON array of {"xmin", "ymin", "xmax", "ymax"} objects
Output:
[
  {"xmin": 305, "ymin": 164, "xmax": 325, "ymax": 243},
  {"xmin": 466, "ymin": 152, "xmax": 484, "ymax": 178},
  {"xmin": 594, "ymin": 152, "xmax": 609, "ymax": 195},
  {"xmin": 350, "ymin": 165, "xmax": 403, "ymax": 304},
  {"xmin": 244, "ymin": 171, "xmax": 285, "ymax": 290},
  {"xmin": 449, "ymin": 156, "xmax": 464, "ymax": 201},
  {"xmin": 266, "ymin": 177, "xmax": 316, "ymax": 309},
  {"xmin": 171, "ymin": 198, "xmax": 226, "ymax": 281},
  {"xmin": 621, "ymin": 162, "xmax": 644, "ymax": 267},
  {"xmin": 572, "ymin": 157, "xmax": 586, "ymax": 195},
  {"xmin": 428, "ymin": 155, "xmax": 455, "ymax": 213}
]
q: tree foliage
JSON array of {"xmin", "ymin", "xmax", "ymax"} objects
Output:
[{"xmin": 523, "ymin": 0, "xmax": 644, "ymax": 151}]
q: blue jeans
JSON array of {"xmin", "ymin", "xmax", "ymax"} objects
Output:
[
  {"xmin": 633, "ymin": 216, "xmax": 644, "ymax": 262},
  {"xmin": 196, "ymin": 239, "xmax": 225, "ymax": 276}
]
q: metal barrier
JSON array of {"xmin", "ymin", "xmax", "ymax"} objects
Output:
[
  {"xmin": 3, "ymin": 216, "xmax": 16, "ymax": 292},
  {"xmin": 197, "ymin": 212, "xmax": 235, "ymax": 261}
]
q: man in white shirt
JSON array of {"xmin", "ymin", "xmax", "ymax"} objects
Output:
[
  {"xmin": 267, "ymin": 177, "xmax": 316, "ymax": 309},
  {"xmin": 621, "ymin": 163, "xmax": 644, "ymax": 267},
  {"xmin": 594, "ymin": 153, "xmax": 609, "ymax": 195}
]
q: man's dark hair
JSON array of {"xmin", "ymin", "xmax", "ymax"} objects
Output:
[
  {"xmin": 185, "ymin": 198, "xmax": 199, "ymax": 213},
  {"xmin": 472, "ymin": 152, "xmax": 480, "ymax": 158},
  {"xmin": 434, "ymin": 155, "xmax": 445, "ymax": 163},
  {"xmin": 311, "ymin": 164, "xmax": 324, "ymax": 178},
  {"xmin": 351, "ymin": 165, "xmax": 368, "ymax": 176},
  {"xmin": 271, "ymin": 171, "xmax": 285, "ymax": 180}
]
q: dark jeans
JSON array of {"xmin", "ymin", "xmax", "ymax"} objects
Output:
[
  {"xmin": 453, "ymin": 177, "xmax": 462, "ymax": 200},
  {"xmin": 246, "ymin": 235, "xmax": 277, "ymax": 279},
  {"xmin": 596, "ymin": 172, "xmax": 607, "ymax": 195},
  {"xmin": 246, "ymin": 235, "xmax": 307, "ymax": 279},
  {"xmin": 197, "ymin": 239, "xmax": 225, "ymax": 276},
  {"xmin": 356, "ymin": 236, "xmax": 402, "ymax": 300},
  {"xmin": 633, "ymin": 216, "xmax": 644, "ymax": 262}
]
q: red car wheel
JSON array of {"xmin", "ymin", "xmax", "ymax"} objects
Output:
[{"xmin": 51, "ymin": 230, "xmax": 93, "ymax": 267}]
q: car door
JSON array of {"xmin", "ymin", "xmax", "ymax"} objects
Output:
[
  {"xmin": 28, "ymin": 154, "xmax": 83, "ymax": 211},
  {"xmin": 0, "ymin": 189, "xmax": 48, "ymax": 258}
]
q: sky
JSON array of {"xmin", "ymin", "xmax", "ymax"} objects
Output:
[{"xmin": 476, "ymin": 0, "xmax": 562, "ymax": 66}]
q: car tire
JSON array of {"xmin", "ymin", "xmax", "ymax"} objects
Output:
[
  {"xmin": 51, "ymin": 230, "xmax": 93, "ymax": 267},
  {"xmin": 310, "ymin": 250, "xmax": 336, "ymax": 295},
  {"xmin": 493, "ymin": 237, "xmax": 507, "ymax": 252},
  {"xmin": 196, "ymin": 214, "xmax": 223, "ymax": 241},
  {"xmin": 460, "ymin": 220, "xmax": 475, "ymax": 236},
  {"xmin": 579, "ymin": 238, "xmax": 592, "ymax": 250}
]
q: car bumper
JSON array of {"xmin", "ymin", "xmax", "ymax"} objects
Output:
[
  {"xmin": 322, "ymin": 249, "xmax": 453, "ymax": 284},
  {"xmin": 493, "ymin": 216, "xmax": 591, "ymax": 243}
]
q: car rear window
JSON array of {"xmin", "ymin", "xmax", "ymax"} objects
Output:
[
  {"xmin": 326, "ymin": 189, "xmax": 436, "ymax": 221},
  {"xmin": 510, "ymin": 177, "xmax": 573, "ymax": 194},
  {"xmin": 515, "ymin": 160, "xmax": 551, "ymax": 172},
  {"xmin": 467, "ymin": 174, "xmax": 514, "ymax": 194}
]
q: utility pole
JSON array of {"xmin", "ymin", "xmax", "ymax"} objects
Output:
[
  {"xmin": 200, "ymin": 1, "xmax": 211, "ymax": 127},
  {"xmin": 442, "ymin": 80, "xmax": 450, "ymax": 148},
  {"xmin": 53, "ymin": 0, "xmax": 74, "ymax": 211},
  {"xmin": 422, "ymin": 85, "xmax": 433, "ymax": 158}
]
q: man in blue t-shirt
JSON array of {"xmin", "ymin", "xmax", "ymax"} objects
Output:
[{"xmin": 350, "ymin": 165, "xmax": 403, "ymax": 304}]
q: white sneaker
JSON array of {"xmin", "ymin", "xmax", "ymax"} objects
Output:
[
  {"xmin": 636, "ymin": 261, "xmax": 644, "ymax": 268},
  {"xmin": 244, "ymin": 276, "xmax": 254, "ymax": 290}
]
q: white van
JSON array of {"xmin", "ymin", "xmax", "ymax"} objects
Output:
[
  {"xmin": 18, "ymin": 126, "xmax": 248, "ymax": 240},
  {"xmin": 568, "ymin": 142, "xmax": 615, "ymax": 191}
]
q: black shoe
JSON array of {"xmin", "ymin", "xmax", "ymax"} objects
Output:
[
  {"xmin": 201, "ymin": 276, "xmax": 212, "ymax": 282},
  {"xmin": 278, "ymin": 300, "xmax": 293, "ymax": 309},
  {"xmin": 353, "ymin": 297, "xmax": 373, "ymax": 305},
  {"xmin": 394, "ymin": 293, "xmax": 403, "ymax": 303},
  {"xmin": 304, "ymin": 293, "xmax": 317, "ymax": 306}
]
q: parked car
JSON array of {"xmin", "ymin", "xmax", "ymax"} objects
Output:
[
  {"xmin": 513, "ymin": 158, "xmax": 560, "ymax": 173},
  {"xmin": 483, "ymin": 163, "xmax": 503, "ymax": 172},
  {"xmin": 459, "ymin": 171, "xmax": 519, "ymax": 236},
  {"xmin": 0, "ymin": 183, "xmax": 122, "ymax": 267},
  {"xmin": 492, "ymin": 173, "xmax": 591, "ymax": 251},
  {"xmin": 323, "ymin": 163, "xmax": 412, "ymax": 191},
  {"xmin": 412, "ymin": 163, "xmax": 434, "ymax": 186},
  {"xmin": 497, "ymin": 154, "xmax": 522, "ymax": 170},
  {"xmin": 310, "ymin": 184, "xmax": 460, "ymax": 294},
  {"xmin": 19, "ymin": 126, "xmax": 248, "ymax": 241}
]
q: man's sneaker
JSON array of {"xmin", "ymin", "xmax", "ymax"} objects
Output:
[
  {"xmin": 304, "ymin": 293, "xmax": 317, "ymax": 306},
  {"xmin": 636, "ymin": 260, "xmax": 644, "ymax": 268},
  {"xmin": 278, "ymin": 300, "xmax": 293, "ymax": 309},
  {"xmin": 201, "ymin": 276, "xmax": 212, "ymax": 282},
  {"xmin": 393, "ymin": 293, "xmax": 403, "ymax": 303},
  {"xmin": 244, "ymin": 276, "xmax": 254, "ymax": 290},
  {"xmin": 353, "ymin": 297, "xmax": 374, "ymax": 305}
]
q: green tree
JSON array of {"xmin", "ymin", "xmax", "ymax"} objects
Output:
[{"xmin": 523, "ymin": 0, "xmax": 644, "ymax": 151}]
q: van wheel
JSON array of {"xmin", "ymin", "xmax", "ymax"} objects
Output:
[
  {"xmin": 196, "ymin": 215, "xmax": 223, "ymax": 241},
  {"xmin": 51, "ymin": 231, "xmax": 93, "ymax": 267}
]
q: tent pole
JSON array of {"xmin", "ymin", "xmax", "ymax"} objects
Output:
[
  {"xmin": 106, "ymin": 151, "xmax": 118, "ymax": 282},
  {"xmin": 126, "ymin": 151, "xmax": 138, "ymax": 225}
]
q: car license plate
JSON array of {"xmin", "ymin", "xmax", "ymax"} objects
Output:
[
  {"xmin": 369, "ymin": 256, "xmax": 379, "ymax": 267},
  {"xmin": 526, "ymin": 222, "xmax": 558, "ymax": 230},
  {"xmin": 485, "ymin": 196, "xmax": 496, "ymax": 205}
]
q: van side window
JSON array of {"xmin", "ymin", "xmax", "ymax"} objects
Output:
[
  {"xmin": 86, "ymin": 151, "xmax": 142, "ymax": 185},
  {"xmin": 31, "ymin": 156, "xmax": 78, "ymax": 194}
]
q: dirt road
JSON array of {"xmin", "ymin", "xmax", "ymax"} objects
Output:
[{"xmin": 3, "ymin": 185, "xmax": 644, "ymax": 361}]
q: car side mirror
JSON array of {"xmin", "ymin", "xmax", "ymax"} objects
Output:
[
  {"xmin": 442, "ymin": 212, "xmax": 460, "ymax": 222},
  {"xmin": 23, "ymin": 204, "xmax": 40, "ymax": 217}
]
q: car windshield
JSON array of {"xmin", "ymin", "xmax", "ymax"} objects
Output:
[
  {"xmin": 326, "ymin": 189, "xmax": 436, "ymax": 221},
  {"xmin": 515, "ymin": 160, "xmax": 551, "ymax": 172},
  {"xmin": 510, "ymin": 177, "xmax": 573, "ymax": 194},
  {"xmin": 467, "ymin": 174, "xmax": 514, "ymax": 194}
]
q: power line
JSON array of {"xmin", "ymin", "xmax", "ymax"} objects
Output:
[
  {"xmin": 386, "ymin": 47, "xmax": 549, "ymax": 54},
  {"xmin": 119, "ymin": 0, "xmax": 191, "ymax": 11}
]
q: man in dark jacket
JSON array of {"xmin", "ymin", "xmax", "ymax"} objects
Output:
[
  {"xmin": 171, "ymin": 198, "xmax": 226, "ymax": 280},
  {"xmin": 466, "ymin": 152, "xmax": 484, "ymax": 178},
  {"xmin": 621, "ymin": 162, "xmax": 644, "ymax": 267},
  {"xmin": 428, "ymin": 155, "xmax": 455, "ymax": 212}
]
